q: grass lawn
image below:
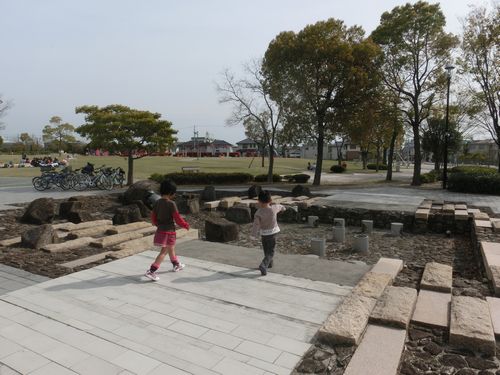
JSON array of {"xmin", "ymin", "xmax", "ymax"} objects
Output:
[{"xmin": 0, "ymin": 154, "xmax": 374, "ymax": 180}]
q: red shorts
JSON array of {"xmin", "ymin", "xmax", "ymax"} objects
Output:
[{"xmin": 154, "ymin": 231, "xmax": 176, "ymax": 247}]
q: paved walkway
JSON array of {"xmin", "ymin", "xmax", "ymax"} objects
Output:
[
  {"xmin": 0, "ymin": 264, "xmax": 49, "ymax": 296},
  {"xmin": 0, "ymin": 248, "xmax": 352, "ymax": 374}
]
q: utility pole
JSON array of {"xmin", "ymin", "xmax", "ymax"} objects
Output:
[{"xmin": 193, "ymin": 126, "xmax": 199, "ymax": 159}]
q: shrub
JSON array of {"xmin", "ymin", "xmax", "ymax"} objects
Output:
[
  {"xmin": 420, "ymin": 169, "xmax": 442, "ymax": 183},
  {"xmin": 448, "ymin": 172, "xmax": 500, "ymax": 195},
  {"xmin": 283, "ymin": 174, "xmax": 311, "ymax": 183},
  {"xmin": 449, "ymin": 166, "xmax": 497, "ymax": 175},
  {"xmin": 330, "ymin": 165, "xmax": 346, "ymax": 173},
  {"xmin": 366, "ymin": 163, "xmax": 388, "ymax": 170},
  {"xmin": 254, "ymin": 174, "xmax": 282, "ymax": 182},
  {"xmin": 149, "ymin": 172, "xmax": 254, "ymax": 185}
]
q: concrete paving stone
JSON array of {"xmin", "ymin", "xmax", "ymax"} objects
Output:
[
  {"xmin": 146, "ymin": 363, "xmax": 191, "ymax": 375},
  {"xmin": 411, "ymin": 290, "xmax": 451, "ymax": 328},
  {"xmin": 0, "ymin": 321, "xmax": 39, "ymax": 342},
  {"xmin": 317, "ymin": 293, "xmax": 376, "ymax": 346},
  {"xmin": 0, "ymin": 365, "xmax": 21, "ymax": 375},
  {"xmin": 486, "ymin": 297, "xmax": 500, "ymax": 338},
  {"xmin": 70, "ymin": 356, "xmax": 124, "ymax": 375},
  {"xmin": 199, "ymin": 330, "xmax": 243, "ymax": 350},
  {"xmin": 168, "ymin": 308, "xmax": 239, "ymax": 334},
  {"xmin": 212, "ymin": 357, "xmax": 266, "ymax": 375},
  {"xmin": 139, "ymin": 311, "xmax": 177, "ymax": 329},
  {"xmin": 234, "ymin": 340, "xmax": 282, "ymax": 363},
  {"xmin": 343, "ymin": 324, "xmax": 407, "ymax": 375},
  {"xmin": 109, "ymin": 350, "xmax": 161, "ymax": 375},
  {"xmin": 415, "ymin": 208, "xmax": 430, "ymax": 220},
  {"xmin": 58, "ymin": 251, "xmax": 113, "ymax": 269},
  {"xmin": 449, "ymin": 296, "xmax": 496, "ymax": 356},
  {"xmin": 274, "ymin": 351, "xmax": 302, "ymax": 369},
  {"xmin": 28, "ymin": 362, "xmax": 78, "ymax": 375},
  {"xmin": 148, "ymin": 349, "xmax": 220, "ymax": 375},
  {"xmin": 66, "ymin": 224, "xmax": 115, "ymax": 239},
  {"xmin": 209, "ymin": 346, "xmax": 251, "ymax": 364},
  {"xmin": 491, "ymin": 266, "xmax": 500, "ymax": 296},
  {"xmin": 0, "ymin": 336, "xmax": 23, "ymax": 359},
  {"xmin": 41, "ymin": 237, "xmax": 93, "ymax": 253},
  {"xmin": 266, "ymin": 335, "xmax": 312, "ymax": 356},
  {"xmin": 420, "ymin": 262, "xmax": 453, "ymax": 292},
  {"xmin": 16, "ymin": 331, "xmax": 62, "ymax": 354},
  {"xmin": 351, "ymin": 271, "xmax": 392, "ymax": 299},
  {"xmin": 168, "ymin": 320, "xmax": 209, "ymax": 338},
  {"xmin": 370, "ymin": 286, "xmax": 418, "ymax": 329},
  {"xmin": 480, "ymin": 242, "xmax": 500, "ymax": 280},
  {"xmin": 116, "ymin": 338, "xmax": 155, "ymax": 356},
  {"xmin": 370, "ymin": 257, "xmax": 404, "ymax": 280},
  {"xmin": 105, "ymin": 221, "xmax": 152, "ymax": 235},
  {"xmin": 0, "ymin": 237, "xmax": 21, "ymax": 247},
  {"xmin": 455, "ymin": 210, "xmax": 469, "ymax": 221},
  {"xmin": 231, "ymin": 326, "xmax": 276, "ymax": 345},
  {"xmin": 1, "ymin": 349, "xmax": 51, "ymax": 374},
  {"xmin": 247, "ymin": 358, "xmax": 290, "ymax": 375}
]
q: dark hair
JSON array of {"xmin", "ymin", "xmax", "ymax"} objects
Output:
[
  {"xmin": 160, "ymin": 179, "xmax": 177, "ymax": 196},
  {"xmin": 258, "ymin": 190, "xmax": 271, "ymax": 203}
]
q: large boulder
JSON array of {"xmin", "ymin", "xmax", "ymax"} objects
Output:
[
  {"xmin": 59, "ymin": 200, "xmax": 83, "ymax": 219},
  {"xmin": 292, "ymin": 184, "xmax": 311, "ymax": 197},
  {"xmin": 201, "ymin": 186, "xmax": 217, "ymax": 202},
  {"xmin": 278, "ymin": 206, "xmax": 300, "ymax": 223},
  {"xmin": 113, "ymin": 205, "xmax": 142, "ymax": 225},
  {"xmin": 123, "ymin": 180, "xmax": 160, "ymax": 205},
  {"xmin": 21, "ymin": 224, "xmax": 56, "ymax": 249},
  {"xmin": 21, "ymin": 198, "xmax": 56, "ymax": 224},
  {"xmin": 248, "ymin": 184, "xmax": 262, "ymax": 199},
  {"xmin": 131, "ymin": 200, "xmax": 150, "ymax": 218},
  {"xmin": 67, "ymin": 210, "xmax": 93, "ymax": 224},
  {"xmin": 176, "ymin": 194, "xmax": 200, "ymax": 215},
  {"xmin": 205, "ymin": 218, "xmax": 239, "ymax": 242},
  {"xmin": 226, "ymin": 206, "xmax": 252, "ymax": 224}
]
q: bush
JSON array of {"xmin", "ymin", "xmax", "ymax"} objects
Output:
[
  {"xmin": 448, "ymin": 172, "xmax": 500, "ymax": 195},
  {"xmin": 283, "ymin": 174, "xmax": 311, "ymax": 183},
  {"xmin": 449, "ymin": 166, "xmax": 497, "ymax": 175},
  {"xmin": 420, "ymin": 169, "xmax": 442, "ymax": 183},
  {"xmin": 330, "ymin": 165, "xmax": 346, "ymax": 173},
  {"xmin": 366, "ymin": 163, "xmax": 388, "ymax": 170},
  {"xmin": 254, "ymin": 174, "xmax": 282, "ymax": 182},
  {"xmin": 149, "ymin": 172, "xmax": 254, "ymax": 185}
]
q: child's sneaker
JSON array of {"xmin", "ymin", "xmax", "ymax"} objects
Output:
[
  {"xmin": 145, "ymin": 270, "xmax": 160, "ymax": 281},
  {"xmin": 173, "ymin": 263, "xmax": 185, "ymax": 272},
  {"xmin": 259, "ymin": 265, "xmax": 267, "ymax": 276}
]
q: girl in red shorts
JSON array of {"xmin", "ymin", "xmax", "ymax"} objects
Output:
[{"xmin": 145, "ymin": 180, "xmax": 190, "ymax": 281}]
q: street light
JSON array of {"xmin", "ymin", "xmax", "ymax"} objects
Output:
[{"xmin": 442, "ymin": 63, "xmax": 455, "ymax": 189}]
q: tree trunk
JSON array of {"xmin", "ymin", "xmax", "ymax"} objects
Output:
[
  {"xmin": 376, "ymin": 147, "xmax": 381, "ymax": 172},
  {"xmin": 434, "ymin": 160, "xmax": 440, "ymax": 171},
  {"xmin": 386, "ymin": 126, "xmax": 398, "ymax": 181},
  {"xmin": 127, "ymin": 152, "xmax": 134, "ymax": 186},
  {"xmin": 382, "ymin": 147, "xmax": 388, "ymax": 165},
  {"xmin": 361, "ymin": 151, "xmax": 368, "ymax": 170},
  {"xmin": 412, "ymin": 125, "xmax": 422, "ymax": 186},
  {"xmin": 267, "ymin": 144, "xmax": 275, "ymax": 184},
  {"xmin": 313, "ymin": 120, "xmax": 324, "ymax": 186},
  {"xmin": 261, "ymin": 152, "xmax": 265, "ymax": 168}
]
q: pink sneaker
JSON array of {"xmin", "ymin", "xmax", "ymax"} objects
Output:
[
  {"xmin": 145, "ymin": 270, "xmax": 160, "ymax": 281},
  {"xmin": 173, "ymin": 263, "xmax": 185, "ymax": 272}
]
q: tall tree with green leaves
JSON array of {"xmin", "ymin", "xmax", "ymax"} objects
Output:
[
  {"xmin": 76, "ymin": 105, "xmax": 176, "ymax": 185},
  {"xmin": 42, "ymin": 116, "xmax": 77, "ymax": 153},
  {"xmin": 371, "ymin": 1, "xmax": 458, "ymax": 185},
  {"xmin": 460, "ymin": 4, "xmax": 500, "ymax": 171},
  {"xmin": 263, "ymin": 19, "xmax": 380, "ymax": 185}
]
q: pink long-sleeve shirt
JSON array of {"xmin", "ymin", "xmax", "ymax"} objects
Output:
[{"xmin": 252, "ymin": 204, "xmax": 286, "ymax": 237}]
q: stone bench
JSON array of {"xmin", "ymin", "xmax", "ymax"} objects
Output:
[{"xmin": 181, "ymin": 166, "xmax": 200, "ymax": 173}]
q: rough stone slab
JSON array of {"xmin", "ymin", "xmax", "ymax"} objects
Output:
[
  {"xmin": 135, "ymin": 226, "xmax": 157, "ymax": 236},
  {"xmin": 55, "ymin": 219, "xmax": 113, "ymax": 232},
  {"xmin": 270, "ymin": 195, "xmax": 282, "ymax": 200},
  {"xmin": 317, "ymin": 293, "xmax": 376, "ymax": 346},
  {"xmin": 492, "ymin": 220, "xmax": 500, "ymax": 233},
  {"xmin": 219, "ymin": 197, "xmax": 241, "ymax": 209},
  {"xmin": 431, "ymin": 205, "xmax": 443, "ymax": 211},
  {"xmin": 352, "ymin": 272, "xmax": 392, "ymax": 299},
  {"xmin": 90, "ymin": 231, "xmax": 144, "ymax": 248},
  {"xmin": 455, "ymin": 210, "xmax": 469, "ymax": 221},
  {"xmin": 105, "ymin": 221, "xmax": 152, "ymax": 234},
  {"xmin": 41, "ymin": 237, "xmax": 93, "ymax": 253},
  {"xmin": 468, "ymin": 208, "xmax": 480, "ymax": 214},
  {"xmin": 443, "ymin": 204, "xmax": 455, "ymax": 213},
  {"xmin": 420, "ymin": 262, "xmax": 453, "ymax": 292},
  {"xmin": 292, "ymin": 196, "xmax": 309, "ymax": 201},
  {"xmin": 66, "ymin": 225, "xmax": 115, "ymax": 240},
  {"xmin": 343, "ymin": 324, "xmax": 406, "ymax": 375},
  {"xmin": 419, "ymin": 201, "xmax": 432, "ymax": 209},
  {"xmin": 236, "ymin": 199, "xmax": 258, "ymax": 208},
  {"xmin": 473, "ymin": 211, "xmax": 490, "ymax": 221},
  {"xmin": 370, "ymin": 258, "xmax": 403, "ymax": 280},
  {"xmin": 370, "ymin": 286, "xmax": 418, "ymax": 329},
  {"xmin": 273, "ymin": 197, "xmax": 294, "ymax": 204},
  {"xmin": 415, "ymin": 209, "xmax": 430, "ymax": 220},
  {"xmin": 296, "ymin": 198, "xmax": 318, "ymax": 209},
  {"xmin": 486, "ymin": 297, "xmax": 500, "ymax": 338},
  {"xmin": 449, "ymin": 296, "xmax": 496, "ymax": 356},
  {"xmin": 59, "ymin": 251, "xmax": 113, "ymax": 269},
  {"xmin": 203, "ymin": 200, "xmax": 220, "ymax": 209},
  {"xmin": 480, "ymin": 242, "xmax": 500, "ymax": 281},
  {"xmin": 491, "ymin": 266, "xmax": 500, "ymax": 296},
  {"xmin": 0, "ymin": 237, "xmax": 21, "ymax": 247},
  {"xmin": 475, "ymin": 220, "xmax": 492, "ymax": 231},
  {"xmin": 411, "ymin": 290, "xmax": 451, "ymax": 328},
  {"xmin": 455, "ymin": 204, "xmax": 467, "ymax": 210}
]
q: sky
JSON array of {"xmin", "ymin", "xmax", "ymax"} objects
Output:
[{"xmin": 0, "ymin": 0, "xmax": 481, "ymax": 144}]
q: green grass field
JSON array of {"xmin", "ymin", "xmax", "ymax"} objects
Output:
[{"xmin": 0, "ymin": 154, "xmax": 373, "ymax": 179}]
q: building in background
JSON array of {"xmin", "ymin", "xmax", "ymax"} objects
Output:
[{"xmin": 176, "ymin": 137, "xmax": 236, "ymax": 157}]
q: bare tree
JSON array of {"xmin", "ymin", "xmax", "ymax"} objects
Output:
[
  {"xmin": 0, "ymin": 96, "xmax": 12, "ymax": 132},
  {"xmin": 217, "ymin": 60, "xmax": 282, "ymax": 183}
]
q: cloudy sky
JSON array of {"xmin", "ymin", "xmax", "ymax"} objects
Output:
[{"xmin": 0, "ymin": 0, "xmax": 480, "ymax": 144}]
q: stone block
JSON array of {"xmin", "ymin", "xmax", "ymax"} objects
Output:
[
  {"xmin": 113, "ymin": 205, "xmax": 142, "ymax": 225},
  {"xmin": 108, "ymin": 235, "xmax": 156, "ymax": 259},
  {"xmin": 455, "ymin": 204, "xmax": 467, "ymax": 210},
  {"xmin": 135, "ymin": 226, "xmax": 157, "ymax": 236},
  {"xmin": 66, "ymin": 225, "xmax": 115, "ymax": 240},
  {"xmin": 473, "ymin": 211, "xmax": 490, "ymax": 221},
  {"xmin": 21, "ymin": 224, "xmax": 56, "ymax": 249},
  {"xmin": 449, "ymin": 296, "xmax": 496, "ymax": 356},
  {"xmin": 247, "ymin": 184, "xmax": 261, "ymax": 199},
  {"xmin": 203, "ymin": 200, "xmax": 220, "ymax": 209},
  {"xmin": 58, "ymin": 201, "xmax": 82, "ymax": 218},
  {"xmin": 317, "ymin": 293, "xmax": 376, "ymax": 346},
  {"xmin": 176, "ymin": 193, "xmax": 200, "ymax": 214},
  {"xmin": 21, "ymin": 198, "xmax": 56, "ymax": 224},
  {"xmin": 411, "ymin": 290, "xmax": 451, "ymax": 328},
  {"xmin": 492, "ymin": 220, "xmax": 500, "ymax": 233},
  {"xmin": 59, "ymin": 252, "xmax": 113, "ymax": 270},
  {"xmin": 41, "ymin": 237, "xmax": 93, "ymax": 253},
  {"xmin": 219, "ymin": 197, "xmax": 241, "ymax": 209},
  {"xmin": 352, "ymin": 272, "xmax": 392, "ymax": 299},
  {"xmin": 131, "ymin": 200, "xmax": 150, "ymax": 218},
  {"xmin": 419, "ymin": 201, "xmax": 432, "ymax": 209},
  {"xmin": 475, "ymin": 220, "xmax": 492, "ymax": 231},
  {"xmin": 491, "ymin": 266, "xmax": 500, "ymax": 297},
  {"xmin": 343, "ymin": 324, "xmax": 406, "ymax": 375},
  {"xmin": 443, "ymin": 204, "xmax": 455, "ymax": 213},
  {"xmin": 291, "ymin": 185, "xmax": 310, "ymax": 197},
  {"xmin": 431, "ymin": 205, "xmax": 443, "ymax": 211},
  {"xmin": 420, "ymin": 262, "xmax": 453, "ymax": 293},
  {"xmin": 105, "ymin": 221, "xmax": 152, "ymax": 235},
  {"xmin": 235, "ymin": 199, "xmax": 257, "ymax": 208},
  {"xmin": 308, "ymin": 216, "xmax": 319, "ymax": 227},
  {"xmin": 455, "ymin": 210, "xmax": 469, "ymax": 221},
  {"xmin": 486, "ymin": 297, "xmax": 500, "ymax": 338},
  {"xmin": 415, "ymin": 209, "xmax": 430, "ymax": 220},
  {"xmin": 370, "ymin": 258, "xmax": 403, "ymax": 280},
  {"xmin": 225, "ymin": 206, "xmax": 252, "ymax": 224},
  {"xmin": 67, "ymin": 210, "xmax": 93, "ymax": 224},
  {"xmin": 90, "ymin": 231, "xmax": 144, "ymax": 248},
  {"xmin": 55, "ymin": 219, "xmax": 113, "ymax": 232},
  {"xmin": 0, "ymin": 237, "xmax": 21, "ymax": 247},
  {"xmin": 277, "ymin": 206, "xmax": 300, "ymax": 223},
  {"xmin": 205, "ymin": 218, "xmax": 238, "ymax": 242},
  {"xmin": 201, "ymin": 185, "xmax": 217, "ymax": 201},
  {"xmin": 468, "ymin": 208, "xmax": 480, "ymax": 214},
  {"xmin": 292, "ymin": 196, "xmax": 309, "ymax": 201},
  {"xmin": 480, "ymin": 242, "xmax": 500, "ymax": 281},
  {"xmin": 369, "ymin": 286, "xmax": 418, "ymax": 329}
]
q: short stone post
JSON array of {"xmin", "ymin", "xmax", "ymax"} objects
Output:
[
  {"xmin": 311, "ymin": 238, "xmax": 326, "ymax": 257},
  {"xmin": 332, "ymin": 226, "xmax": 345, "ymax": 243},
  {"xmin": 395, "ymin": 161, "xmax": 401, "ymax": 172},
  {"xmin": 353, "ymin": 234, "xmax": 369, "ymax": 254},
  {"xmin": 361, "ymin": 220, "xmax": 373, "ymax": 234},
  {"xmin": 391, "ymin": 222, "xmax": 404, "ymax": 236},
  {"xmin": 334, "ymin": 218, "xmax": 345, "ymax": 227},
  {"xmin": 308, "ymin": 216, "xmax": 319, "ymax": 227}
]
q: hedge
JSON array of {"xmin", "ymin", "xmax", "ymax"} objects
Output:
[
  {"xmin": 283, "ymin": 173, "xmax": 311, "ymax": 183},
  {"xmin": 366, "ymin": 163, "xmax": 388, "ymax": 170},
  {"xmin": 254, "ymin": 174, "xmax": 282, "ymax": 182},
  {"xmin": 449, "ymin": 166, "xmax": 497, "ymax": 175},
  {"xmin": 448, "ymin": 172, "xmax": 500, "ymax": 195},
  {"xmin": 330, "ymin": 165, "xmax": 346, "ymax": 173},
  {"xmin": 150, "ymin": 172, "xmax": 254, "ymax": 185},
  {"xmin": 420, "ymin": 169, "xmax": 442, "ymax": 183}
]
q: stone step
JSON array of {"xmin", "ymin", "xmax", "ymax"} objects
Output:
[
  {"xmin": 473, "ymin": 211, "xmax": 490, "ymax": 221},
  {"xmin": 420, "ymin": 262, "xmax": 452, "ymax": 293},
  {"xmin": 66, "ymin": 225, "xmax": 115, "ymax": 240},
  {"xmin": 455, "ymin": 210, "xmax": 469, "ymax": 221},
  {"xmin": 317, "ymin": 293, "xmax": 376, "ymax": 346},
  {"xmin": 491, "ymin": 266, "xmax": 500, "ymax": 296},
  {"xmin": 475, "ymin": 220, "xmax": 492, "ymax": 232},
  {"xmin": 203, "ymin": 200, "xmax": 220, "ymax": 209},
  {"xmin": 41, "ymin": 237, "xmax": 93, "ymax": 253},
  {"xmin": 492, "ymin": 219, "xmax": 500, "ymax": 233},
  {"xmin": 90, "ymin": 231, "xmax": 145, "ymax": 248},
  {"xmin": 415, "ymin": 209, "xmax": 430, "ymax": 220},
  {"xmin": 343, "ymin": 324, "xmax": 407, "ymax": 375},
  {"xmin": 351, "ymin": 272, "xmax": 392, "ymax": 299},
  {"xmin": 369, "ymin": 286, "xmax": 417, "ymax": 329},
  {"xmin": 480, "ymin": 242, "xmax": 500, "ymax": 281},
  {"xmin": 411, "ymin": 290, "xmax": 451, "ymax": 328},
  {"xmin": 455, "ymin": 204, "xmax": 467, "ymax": 210},
  {"xmin": 370, "ymin": 258, "xmax": 403, "ymax": 280},
  {"xmin": 443, "ymin": 204, "xmax": 455, "ymax": 213},
  {"xmin": 449, "ymin": 296, "xmax": 496, "ymax": 356},
  {"xmin": 58, "ymin": 251, "xmax": 113, "ymax": 270},
  {"xmin": 54, "ymin": 219, "xmax": 113, "ymax": 232},
  {"xmin": 219, "ymin": 197, "xmax": 241, "ymax": 209},
  {"xmin": 105, "ymin": 221, "xmax": 152, "ymax": 235},
  {"xmin": 0, "ymin": 237, "xmax": 21, "ymax": 247},
  {"xmin": 486, "ymin": 297, "xmax": 500, "ymax": 338},
  {"xmin": 468, "ymin": 208, "xmax": 480, "ymax": 214}
]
